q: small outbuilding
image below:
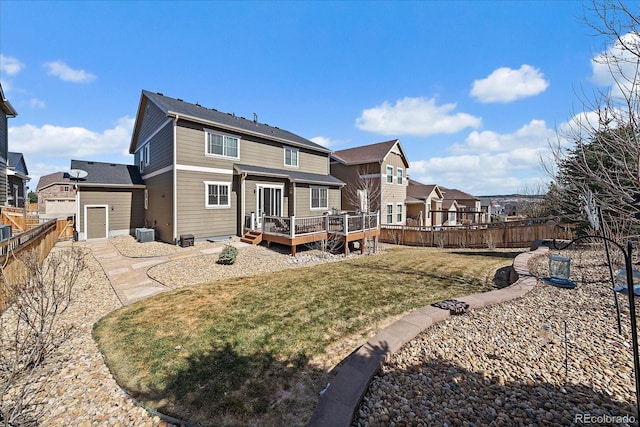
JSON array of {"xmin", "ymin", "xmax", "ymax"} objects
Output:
[{"xmin": 71, "ymin": 160, "xmax": 146, "ymax": 240}]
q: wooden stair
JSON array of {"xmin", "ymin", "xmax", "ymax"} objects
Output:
[{"xmin": 241, "ymin": 231, "xmax": 262, "ymax": 245}]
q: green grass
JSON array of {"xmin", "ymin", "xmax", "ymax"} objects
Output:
[{"xmin": 93, "ymin": 247, "xmax": 521, "ymax": 426}]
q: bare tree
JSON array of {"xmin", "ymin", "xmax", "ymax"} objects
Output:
[
  {"xmin": 342, "ymin": 165, "xmax": 383, "ymax": 254},
  {"xmin": 546, "ymin": 0, "xmax": 640, "ymax": 240},
  {"xmin": 1, "ymin": 246, "xmax": 86, "ymax": 426}
]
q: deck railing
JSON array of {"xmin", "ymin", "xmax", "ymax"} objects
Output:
[{"xmin": 262, "ymin": 212, "xmax": 379, "ymax": 238}]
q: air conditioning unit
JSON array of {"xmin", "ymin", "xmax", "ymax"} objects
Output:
[
  {"xmin": 137, "ymin": 228, "xmax": 155, "ymax": 243},
  {"xmin": 0, "ymin": 225, "xmax": 12, "ymax": 241}
]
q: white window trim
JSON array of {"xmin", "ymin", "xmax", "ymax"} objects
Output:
[
  {"xmin": 396, "ymin": 167, "xmax": 403, "ymax": 185},
  {"xmin": 204, "ymin": 130, "xmax": 241, "ymax": 160},
  {"xmin": 310, "ymin": 186, "xmax": 329, "ymax": 210},
  {"xmin": 397, "ymin": 203, "xmax": 403, "ymax": 223},
  {"xmin": 84, "ymin": 204, "xmax": 109, "ymax": 240},
  {"xmin": 144, "ymin": 144, "xmax": 151, "ymax": 166},
  {"xmin": 386, "ymin": 165, "xmax": 393, "ymax": 183},
  {"xmin": 204, "ymin": 181, "xmax": 232, "ymax": 209},
  {"xmin": 386, "ymin": 203, "xmax": 393, "ymax": 224},
  {"xmin": 283, "ymin": 146, "xmax": 299, "ymax": 168}
]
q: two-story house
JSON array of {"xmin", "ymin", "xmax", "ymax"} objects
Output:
[
  {"xmin": 7, "ymin": 152, "xmax": 30, "ymax": 208},
  {"xmin": 129, "ymin": 90, "xmax": 343, "ymax": 243},
  {"xmin": 36, "ymin": 171, "xmax": 77, "ymax": 219},
  {"xmin": 440, "ymin": 187, "xmax": 484, "ymax": 224},
  {"xmin": 330, "ymin": 140, "xmax": 409, "ymax": 225},
  {"xmin": 0, "ymin": 83, "xmax": 17, "ymax": 206},
  {"xmin": 405, "ymin": 180, "xmax": 444, "ymax": 227}
]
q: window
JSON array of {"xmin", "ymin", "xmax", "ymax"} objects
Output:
[
  {"xmin": 386, "ymin": 165, "xmax": 393, "ymax": 183},
  {"xmin": 397, "ymin": 167, "xmax": 403, "ymax": 185},
  {"xmin": 310, "ymin": 187, "xmax": 328, "ymax": 210},
  {"xmin": 144, "ymin": 189, "xmax": 149, "ymax": 210},
  {"xmin": 397, "ymin": 204, "xmax": 403, "ymax": 223},
  {"xmin": 284, "ymin": 147, "xmax": 299, "ymax": 167},
  {"xmin": 139, "ymin": 143, "xmax": 150, "ymax": 172},
  {"xmin": 206, "ymin": 131, "xmax": 239, "ymax": 159},
  {"xmin": 386, "ymin": 204, "xmax": 393, "ymax": 223},
  {"xmin": 205, "ymin": 181, "xmax": 231, "ymax": 208},
  {"xmin": 64, "ymin": 186, "xmax": 70, "ymax": 192}
]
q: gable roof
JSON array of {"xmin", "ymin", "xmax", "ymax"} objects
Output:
[
  {"xmin": 7, "ymin": 152, "xmax": 28, "ymax": 175},
  {"xmin": 0, "ymin": 83, "xmax": 17, "ymax": 117},
  {"xmin": 37, "ymin": 172, "xmax": 72, "ymax": 191},
  {"xmin": 407, "ymin": 180, "xmax": 443, "ymax": 200},
  {"xmin": 70, "ymin": 160, "xmax": 145, "ymax": 187},
  {"xmin": 130, "ymin": 90, "xmax": 330, "ymax": 155},
  {"xmin": 440, "ymin": 187, "xmax": 479, "ymax": 201},
  {"xmin": 331, "ymin": 139, "xmax": 409, "ymax": 168}
]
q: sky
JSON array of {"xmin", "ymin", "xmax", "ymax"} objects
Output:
[{"xmin": 0, "ymin": 0, "xmax": 636, "ymax": 196}]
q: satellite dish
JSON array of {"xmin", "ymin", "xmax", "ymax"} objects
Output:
[{"xmin": 69, "ymin": 169, "xmax": 88, "ymax": 180}]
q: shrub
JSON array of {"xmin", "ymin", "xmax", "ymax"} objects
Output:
[{"xmin": 217, "ymin": 245, "xmax": 238, "ymax": 265}]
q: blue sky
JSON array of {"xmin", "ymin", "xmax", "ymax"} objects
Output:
[{"xmin": 0, "ymin": 1, "xmax": 634, "ymax": 195}]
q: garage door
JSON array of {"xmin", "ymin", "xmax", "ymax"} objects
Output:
[{"xmin": 86, "ymin": 206, "xmax": 107, "ymax": 239}]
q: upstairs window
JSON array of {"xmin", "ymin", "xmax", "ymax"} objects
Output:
[
  {"xmin": 206, "ymin": 131, "xmax": 239, "ymax": 159},
  {"xmin": 310, "ymin": 187, "xmax": 328, "ymax": 210},
  {"xmin": 386, "ymin": 165, "xmax": 393, "ymax": 183},
  {"xmin": 284, "ymin": 147, "xmax": 299, "ymax": 167},
  {"xmin": 397, "ymin": 167, "xmax": 403, "ymax": 185},
  {"xmin": 205, "ymin": 181, "xmax": 231, "ymax": 208},
  {"xmin": 139, "ymin": 143, "xmax": 150, "ymax": 172}
]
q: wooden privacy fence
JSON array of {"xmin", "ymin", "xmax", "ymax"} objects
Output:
[
  {"xmin": 0, "ymin": 219, "xmax": 60, "ymax": 310},
  {"xmin": 1, "ymin": 206, "xmax": 40, "ymax": 233},
  {"xmin": 380, "ymin": 218, "xmax": 575, "ymax": 249}
]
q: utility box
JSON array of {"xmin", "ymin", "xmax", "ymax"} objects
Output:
[
  {"xmin": 180, "ymin": 234, "xmax": 194, "ymax": 248},
  {"xmin": 136, "ymin": 228, "xmax": 155, "ymax": 243}
]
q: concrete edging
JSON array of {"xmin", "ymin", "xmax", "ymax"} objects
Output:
[{"xmin": 308, "ymin": 246, "xmax": 548, "ymax": 426}]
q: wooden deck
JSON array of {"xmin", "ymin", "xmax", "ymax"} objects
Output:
[{"xmin": 244, "ymin": 213, "xmax": 380, "ymax": 256}]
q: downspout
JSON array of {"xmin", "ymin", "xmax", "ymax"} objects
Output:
[
  {"xmin": 173, "ymin": 114, "xmax": 179, "ymax": 243},
  {"xmin": 240, "ymin": 171, "xmax": 247, "ymax": 235}
]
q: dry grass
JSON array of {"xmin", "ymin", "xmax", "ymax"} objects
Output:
[{"xmin": 93, "ymin": 246, "xmax": 522, "ymax": 426}]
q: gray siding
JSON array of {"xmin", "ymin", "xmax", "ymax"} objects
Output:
[
  {"xmin": 0, "ymin": 111, "xmax": 7, "ymax": 205},
  {"xmin": 136, "ymin": 100, "xmax": 168, "ymax": 148},
  {"xmin": 295, "ymin": 184, "xmax": 341, "ymax": 217},
  {"xmin": 135, "ymin": 120, "xmax": 174, "ymax": 174},
  {"xmin": 78, "ymin": 187, "xmax": 145, "ymax": 235},
  {"xmin": 175, "ymin": 122, "xmax": 329, "ymax": 174},
  {"xmin": 144, "ymin": 171, "xmax": 174, "ymax": 242},
  {"xmin": 175, "ymin": 170, "xmax": 238, "ymax": 239}
]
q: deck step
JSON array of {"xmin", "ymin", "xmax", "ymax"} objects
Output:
[{"xmin": 241, "ymin": 231, "xmax": 262, "ymax": 245}]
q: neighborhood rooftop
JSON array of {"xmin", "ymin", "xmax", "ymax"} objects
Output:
[
  {"xmin": 332, "ymin": 139, "xmax": 405, "ymax": 166},
  {"xmin": 137, "ymin": 90, "xmax": 330, "ymax": 154}
]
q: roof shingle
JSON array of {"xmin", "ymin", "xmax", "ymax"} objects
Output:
[{"xmin": 70, "ymin": 160, "xmax": 144, "ymax": 186}]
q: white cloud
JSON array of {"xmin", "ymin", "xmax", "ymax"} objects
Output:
[
  {"xmin": 408, "ymin": 119, "xmax": 557, "ymax": 195},
  {"xmin": 9, "ymin": 116, "xmax": 134, "ymax": 159},
  {"xmin": 452, "ymin": 119, "xmax": 555, "ymax": 154},
  {"xmin": 310, "ymin": 136, "xmax": 336, "ymax": 148},
  {"xmin": 43, "ymin": 60, "xmax": 97, "ymax": 83},
  {"xmin": 0, "ymin": 54, "xmax": 25, "ymax": 76},
  {"xmin": 30, "ymin": 98, "xmax": 46, "ymax": 109},
  {"xmin": 355, "ymin": 96, "xmax": 481, "ymax": 136},
  {"xmin": 591, "ymin": 32, "xmax": 640, "ymax": 100},
  {"xmin": 471, "ymin": 65, "xmax": 549, "ymax": 103}
]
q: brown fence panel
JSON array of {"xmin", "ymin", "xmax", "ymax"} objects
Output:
[
  {"xmin": 380, "ymin": 219, "xmax": 575, "ymax": 249},
  {"xmin": 0, "ymin": 219, "xmax": 59, "ymax": 309}
]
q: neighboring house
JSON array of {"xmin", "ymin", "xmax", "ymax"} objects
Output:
[
  {"xmin": 330, "ymin": 139, "xmax": 409, "ymax": 225},
  {"xmin": 405, "ymin": 180, "xmax": 444, "ymax": 227},
  {"xmin": 0, "ymin": 83, "xmax": 17, "ymax": 206},
  {"xmin": 71, "ymin": 160, "xmax": 145, "ymax": 240},
  {"xmin": 36, "ymin": 172, "xmax": 76, "ymax": 219},
  {"xmin": 129, "ymin": 90, "xmax": 343, "ymax": 243},
  {"xmin": 440, "ymin": 187, "xmax": 484, "ymax": 224},
  {"xmin": 443, "ymin": 199, "xmax": 460, "ymax": 226},
  {"xmin": 7, "ymin": 152, "xmax": 30, "ymax": 208}
]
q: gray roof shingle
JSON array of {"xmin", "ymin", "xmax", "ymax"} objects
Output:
[
  {"xmin": 139, "ymin": 90, "xmax": 330, "ymax": 154},
  {"xmin": 70, "ymin": 160, "xmax": 144, "ymax": 187},
  {"xmin": 36, "ymin": 172, "xmax": 72, "ymax": 191}
]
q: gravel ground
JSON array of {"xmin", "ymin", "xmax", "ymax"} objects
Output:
[
  {"xmin": 109, "ymin": 235, "xmax": 235, "ymax": 258},
  {"xmin": 354, "ymin": 248, "xmax": 639, "ymax": 427},
  {"xmin": 1, "ymin": 246, "xmax": 167, "ymax": 427}
]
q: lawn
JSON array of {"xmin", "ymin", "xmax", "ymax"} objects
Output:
[{"xmin": 93, "ymin": 246, "xmax": 522, "ymax": 426}]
